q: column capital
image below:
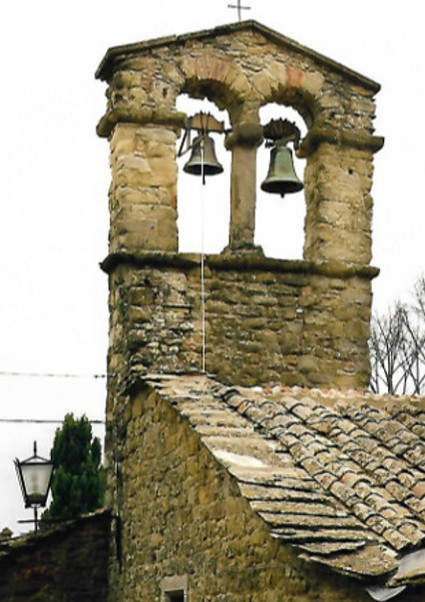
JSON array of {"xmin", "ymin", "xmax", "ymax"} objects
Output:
[{"xmin": 225, "ymin": 121, "xmax": 264, "ymax": 150}]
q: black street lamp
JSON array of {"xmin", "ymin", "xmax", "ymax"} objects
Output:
[{"xmin": 14, "ymin": 441, "xmax": 54, "ymax": 532}]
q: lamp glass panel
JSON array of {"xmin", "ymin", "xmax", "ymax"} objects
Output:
[{"xmin": 20, "ymin": 462, "xmax": 53, "ymax": 505}]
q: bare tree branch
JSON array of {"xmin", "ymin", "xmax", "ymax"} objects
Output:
[{"xmin": 369, "ymin": 275, "xmax": 425, "ymax": 395}]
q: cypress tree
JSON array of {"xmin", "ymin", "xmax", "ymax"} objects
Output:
[{"xmin": 43, "ymin": 413, "xmax": 104, "ymax": 521}]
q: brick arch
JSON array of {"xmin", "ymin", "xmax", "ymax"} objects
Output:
[
  {"xmin": 178, "ymin": 56, "xmax": 250, "ymax": 115},
  {"xmin": 177, "ymin": 56, "xmax": 326, "ymax": 134},
  {"xmin": 255, "ymin": 64, "xmax": 325, "ymax": 130}
]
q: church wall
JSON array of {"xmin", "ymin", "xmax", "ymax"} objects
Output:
[{"xmin": 109, "ymin": 385, "xmax": 377, "ymax": 602}]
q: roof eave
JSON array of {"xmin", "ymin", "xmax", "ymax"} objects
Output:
[{"xmin": 95, "ymin": 20, "xmax": 380, "ymax": 93}]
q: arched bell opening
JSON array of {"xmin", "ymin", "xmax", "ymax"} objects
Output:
[
  {"xmin": 175, "ymin": 94, "xmax": 231, "ymax": 254},
  {"xmin": 255, "ymin": 103, "xmax": 307, "ymax": 260}
]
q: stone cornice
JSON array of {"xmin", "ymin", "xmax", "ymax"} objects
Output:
[
  {"xmin": 96, "ymin": 108, "xmax": 187, "ymax": 138},
  {"xmin": 298, "ymin": 126, "xmax": 385, "ymax": 157},
  {"xmin": 100, "ymin": 250, "xmax": 380, "ymax": 280}
]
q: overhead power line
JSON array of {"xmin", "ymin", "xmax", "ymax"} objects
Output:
[
  {"xmin": 0, "ymin": 371, "xmax": 107, "ymax": 379},
  {"xmin": 0, "ymin": 418, "xmax": 105, "ymax": 424}
]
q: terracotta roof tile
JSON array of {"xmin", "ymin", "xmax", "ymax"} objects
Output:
[{"xmin": 146, "ymin": 374, "xmax": 425, "ymax": 586}]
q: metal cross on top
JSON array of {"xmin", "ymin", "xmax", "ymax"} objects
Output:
[{"xmin": 227, "ymin": 0, "xmax": 251, "ymax": 22}]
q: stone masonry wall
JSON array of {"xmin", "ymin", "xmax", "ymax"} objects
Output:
[
  {"xmin": 108, "ymin": 123, "xmax": 179, "ymax": 253},
  {"xmin": 0, "ymin": 512, "xmax": 110, "ymax": 602},
  {"xmin": 104, "ymin": 252, "xmax": 376, "ymax": 417},
  {"xmin": 303, "ymin": 144, "xmax": 375, "ymax": 265},
  {"xmin": 108, "ymin": 385, "xmax": 380, "ymax": 602}
]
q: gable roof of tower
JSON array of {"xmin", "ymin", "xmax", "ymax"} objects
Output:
[
  {"xmin": 95, "ymin": 20, "xmax": 380, "ymax": 93},
  {"xmin": 142, "ymin": 373, "xmax": 425, "ymax": 595}
]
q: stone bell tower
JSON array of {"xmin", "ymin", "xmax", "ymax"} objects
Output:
[
  {"xmin": 96, "ymin": 21, "xmax": 384, "ymax": 601},
  {"xmin": 96, "ymin": 20, "xmax": 383, "ymax": 400}
]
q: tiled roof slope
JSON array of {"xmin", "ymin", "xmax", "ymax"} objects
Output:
[{"xmin": 145, "ymin": 374, "xmax": 425, "ymax": 587}]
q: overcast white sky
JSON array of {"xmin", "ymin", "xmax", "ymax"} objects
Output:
[{"xmin": 0, "ymin": 0, "xmax": 423, "ymax": 534}]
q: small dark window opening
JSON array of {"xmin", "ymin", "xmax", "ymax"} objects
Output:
[
  {"xmin": 161, "ymin": 574, "xmax": 188, "ymax": 601},
  {"xmin": 166, "ymin": 592, "xmax": 184, "ymax": 602}
]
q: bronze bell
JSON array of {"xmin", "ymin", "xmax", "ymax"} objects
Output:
[
  {"xmin": 261, "ymin": 145, "xmax": 303, "ymax": 197},
  {"xmin": 183, "ymin": 134, "xmax": 224, "ymax": 176}
]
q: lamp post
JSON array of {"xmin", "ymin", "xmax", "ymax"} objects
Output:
[{"xmin": 14, "ymin": 441, "xmax": 54, "ymax": 532}]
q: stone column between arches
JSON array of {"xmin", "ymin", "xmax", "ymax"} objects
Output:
[{"xmin": 225, "ymin": 120, "xmax": 264, "ymax": 250}]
